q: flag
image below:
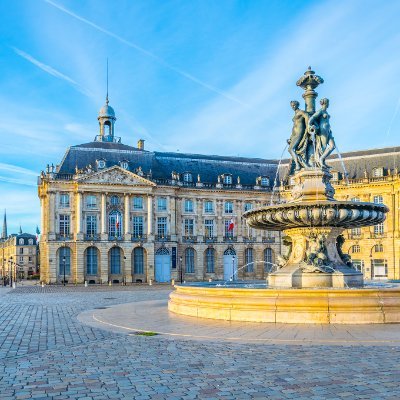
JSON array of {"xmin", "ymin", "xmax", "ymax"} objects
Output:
[
  {"xmin": 115, "ymin": 214, "xmax": 120, "ymax": 230},
  {"xmin": 35, "ymin": 226, "xmax": 41, "ymax": 242},
  {"xmin": 228, "ymin": 218, "xmax": 235, "ymax": 231}
]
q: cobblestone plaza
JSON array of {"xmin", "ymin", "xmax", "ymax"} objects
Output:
[{"xmin": 1, "ymin": 285, "xmax": 400, "ymax": 399}]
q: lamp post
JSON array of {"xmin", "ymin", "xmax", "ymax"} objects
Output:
[
  {"xmin": 232, "ymin": 255, "xmax": 236, "ymax": 281},
  {"xmin": 179, "ymin": 256, "xmax": 183, "ymax": 284},
  {"xmin": 62, "ymin": 256, "xmax": 66, "ymax": 286},
  {"xmin": 2, "ymin": 258, "xmax": 5, "ymax": 286}
]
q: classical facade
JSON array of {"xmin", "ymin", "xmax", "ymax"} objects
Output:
[
  {"xmin": 0, "ymin": 219, "xmax": 39, "ymax": 280},
  {"xmin": 37, "ymin": 98, "xmax": 400, "ymax": 284}
]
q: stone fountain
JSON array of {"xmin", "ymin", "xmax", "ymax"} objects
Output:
[
  {"xmin": 168, "ymin": 68, "xmax": 400, "ymax": 324},
  {"xmin": 244, "ymin": 67, "xmax": 388, "ymax": 289}
]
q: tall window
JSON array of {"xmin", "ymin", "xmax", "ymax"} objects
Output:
[
  {"xmin": 185, "ymin": 248, "xmax": 195, "ymax": 273},
  {"xmin": 351, "ymin": 197, "xmax": 360, "ymax": 202},
  {"xmin": 110, "ymin": 247, "xmax": 121, "ymax": 274},
  {"xmin": 206, "ymin": 248, "xmax": 215, "ymax": 273},
  {"xmin": 374, "ymin": 223, "xmax": 384, "ymax": 235},
  {"xmin": 244, "ymin": 202, "xmax": 252, "ymax": 212},
  {"xmin": 184, "ymin": 199, "xmax": 194, "ymax": 213},
  {"xmin": 350, "ymin": 245, "xmax": 360, "ymax": 253},
  {"xmin": 264, "ymin": 248, "xmax": 273, "ymax": 272},
  {"xmin": 86, "ymin": 215, "xmax": 97, "ymax": 236},
  {"xmin": 133, "ymin": 247, "xmax": 144, "ymax": 274},
  {"xmin": 108, "ymin": 211, "xmax": 122, "ymax": 238},
  {"xmin": 133, "ymin": 196, "xmax": 143, "ymax": 210},
  {"xmin": 59, "ymin": 193, "xmax": 70, "ymax": 208},
  {"xmin": 225, "ymin": 201, "xmax": 233, "ymax": 214},
  {"xmin": 204, "ymin": 201, "xmax": 214, "ymax": 213},
  {"xmin": 19, "ymin": 247, "xmax": 23, "ymax": 254},
  {"xmin": 352, "ymin": 260, "xmax": 364, "ymax": 272},
  {"xmin": 245, "ymin": 248, "xmax": 254, "ymax": 272},
  {"xmin": 261, "ymin": 177, "xmax": 270, "ymax": 186},
  {"xmin": 110, "ymin": 196, "xmax": 120, "ymax": 206},
  {"xmin": 59, "ymin": 247, "xmax": 71, "ymax": 275},
  {"xmin": 372, "ymin": 259, "xmax": 387, "ymax": 278},
  {"xmin": 351, "ymin": 227, "xmax": 361, "ymax": 236},
  {"xmin": 132, "ymin": 216, "xmax": 144, "ymax": 238},
  {"xmin": 372, "ymin": 168, "xmax": 383, "ymax": 177},
  {"xmin": 225, "ymin": 220, "xmax": 234, "ymax": 237},
  {"xmin": 86, "ymin": 247, "xmax": 98, "ymax": 275},
  {"xmin": 204, "ymin": 220, "xmax": 214, "ymax": 238},
  {"xmin": 374, "ymin": 244, "xmax": 383, "ymax": 252},
  {"xmin": 184, "ymin": 219, "xmax": 194, "ymax": 236},
  {"xmin": 157, "ymin": 197, "xmax": 167, "ymax": 211},
  {"xmin": 59, "ymin": 215, "xmax": 70, "ymax": 236},
  {"xmin": 86, "ymin": 195, "xmax": 97, "ymax": 209},
  {"xmin": 157, "ymin": 217, "xmax": 167, "ymax": 237},
  {"xmin": 373, "ymin": 195, "xmax": 383, "ymax": 204}
]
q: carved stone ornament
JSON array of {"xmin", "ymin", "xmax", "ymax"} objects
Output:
[{"xmin": 77, "ymin": 165, "xmax": 156, "ymax": 186}]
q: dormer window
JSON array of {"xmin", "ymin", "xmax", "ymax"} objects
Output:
[
  {"xmin": 19, "ymin": 238, "xmax": 24, "ymax": 245},
  {"xmin": 260, "ymin": 176, "xmax": 270, "ymax": 186},
  {"xmin": 183, "ymin": 173, "xmax": 193, "ymax": 183},
  {"xmin": 223, "ymin": 174, "xmax": 232, "ymax": 185},
  {"xmin": 119, "ymin": 161, "xmax": 129, "ymax": 170},
  {"xmin": 331, "ymin": 171, "xmax": 339, "ymax": 181},
  {"xmin": 372, "ymin": 167, "xmax": 383, "ymax": 177},
  {"xmin": 97, "ymin": 159, "xmax": 106, "ymax": 169},
  {"xmin": 28, "ymin": 239, "xmax": 33, "ymax": 245}
]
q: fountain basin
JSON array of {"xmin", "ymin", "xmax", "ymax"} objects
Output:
[{"xmin": 168, "ymin": 284, "xmax": 400, "ymax": 324}]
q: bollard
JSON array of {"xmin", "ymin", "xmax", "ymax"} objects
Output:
[
  {"xmin": 109, "ymin": 280, "xmax": 112, "ymax": 286},
  {"xmin": 12, "ymin": 282, "xmax": 16, "ymax": 289},
  {"xmin": 84, "ymin": 281, "xmax": 88, "ymax": 287},
  {"xmin": 41, "ymin": 282, "xmax": 44, "ymax": 288},
  {"xmin": 171, "ymin": 279, "xmax": 175, "ymax": 286},
  {"xmin": 208, "ymin": 278, "xmax": 212, "ymax": 282},
  {"xmin": 149, "ymin": 279, "xmax": 152, "ymax": 286}
]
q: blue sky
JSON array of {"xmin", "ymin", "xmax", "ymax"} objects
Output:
[{"xmin": 1, "ymin": 0, "xmax": 400, "ymax": 234}]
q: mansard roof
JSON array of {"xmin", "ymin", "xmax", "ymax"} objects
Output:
[{"xmin": 55, "ymin": 139, "xmax": 400, "ymax": 186}]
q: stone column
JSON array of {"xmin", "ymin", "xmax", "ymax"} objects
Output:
[
  {"xmin": 76, "ymin": 192, "xmax": 83, "ymax": 240},
  {"xmin": 101, "ymin": 194, "xmax": 107, "ymax": 240},
  {"xmin": 170, "ymin": 196, "xmax": 177, "ymax": 241},
  {"xmin": 147, "ymin": 195, "xmax": 153, "ymax": 236},
  {"xmin": 49, "ymin": 192, "xmax": 56, "ymax": 239},
  {"xmin": 124, "ymin": 194, "xmax": 130, "ymax": 240},
  {"xmin": 236, "ymin": 200, "xmax": 243, "ymax": 237},
  {"xmin": 40, "ymin": 196, "xmax": 46, "ymax": 240}
]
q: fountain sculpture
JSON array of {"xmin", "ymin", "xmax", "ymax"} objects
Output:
[{"xmin": 169, "ymin": 68, "xmax": 400, "ymax": 323}]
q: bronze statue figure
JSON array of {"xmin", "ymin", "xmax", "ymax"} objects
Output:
[
  {"xmin": 288, "ymin": 100, "xmax": 309, "ymax": 171},
  {"xmin": 308, "ymin": 98, "xmax": 336, "ymax": 168}
]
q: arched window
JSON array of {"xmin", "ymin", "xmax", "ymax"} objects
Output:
[
  {"xmin": 264, "ymin": 248, "xmax": 273, "ymax": 272},
  {"xmin": 108, "ymin": 210, "xmax": 122, "ymax": 238},
  {"xmin": 28, "ymin": 239, "xmax": 33, "ymax": 245},
  {"xmin": 120, "ymin": 161, "xmax": 129, "ymax": 169},
  {"xmin": 350, "ymin": 245, "xmax": 361, "ymax": 253},
  {"xmin": 86, "ymin": 247, "xmax": 98, "ymax": 275},
  {"xmin": 206, "ymin": 248, "xmax": 215, "ymax": 273},
  {"xmin": 185, "ymin": 248, "xmax": 195, "ymax": 273},
  {"xmin": 110, "ymin": 247, "xmax": 121, "ymax": 274},
  {"xmin": 97, "ymin": 159, "xmax": 106, "ymax": 169},
  {"xmin": 261, "ymin": 177, "xmax": 270, "ymax": 186},
  {"xmin": 19, "ymin": 238, "xmax": 24, "ymax": 245},
  {"xmin": 245, "ymin": 248, "xmax": 254, "ymax": 272},
  {"xmin": 156, "ymin": 247, "xmax": 170, "ymax": 255},
  {"xmin": 133, "ymin": 247, "xmax": 144, "ymax": 274},
  {"xmin": 224, "ymin": 247, "xmax": 236, "ymax": 256},
  {"xmin": 59, "ymin": 247, "xmax": 71, "ymax": 275}
]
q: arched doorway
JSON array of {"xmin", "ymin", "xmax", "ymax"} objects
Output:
[
  {"xmin": 109, "ymin": 247, "xmax": 122, "ymax": 283},
  {"xmin": 58, "ymin": 247, "xmax": 71, "ymax": 284},
  {"xmin": 223, "ymin": 247, "xmax": 237, "ymax": 280},
  {"xmin": 85, "ymin": 246, "xmax": 99, "ymax": 283},
  {"xmin": 132, "ymin": 247, "xmax": 146, "ymax": 282},
  {"xmin": 155, "ymin": 247, "xmax": 170, "ymax": 282},
  {"xmin": 264, "ymin": 247, "xmax": 274, "ymax": 273}
]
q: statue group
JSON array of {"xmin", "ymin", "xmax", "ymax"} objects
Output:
[{"xmin": 288, "ymin": 97, "xmax": 336, "ymax": 171}]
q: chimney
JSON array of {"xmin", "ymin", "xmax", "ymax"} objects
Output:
[{"xmin": 137, "ymin": 139, "xmax": 145, "ymax": 150}]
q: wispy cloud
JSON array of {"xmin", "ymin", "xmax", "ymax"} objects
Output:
[
  {"xmin": 0, "ymin": 163, "xmax": 37, "ymax": 187},
  {"xmin": 12, "ymin": 47, "xmax": 93, "ymax": 98},
  {"xmin": 0, "ymin": 163, "xmax": 37, "ymax": 176},
  {"xmin": 44, "ymin": 0, "xmax": 247, "ymax": 107}
]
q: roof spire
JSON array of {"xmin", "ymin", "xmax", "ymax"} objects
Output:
[
  {"xmin": 19, "ymin": 225, "xmax": 22, "ymax": 235},
  {"xmin": 106, "ymin": 57, "xmax": 109, "ymax": 105},
  {"xmin": 2, "ymin": 209, "xmax": 7, "ymax": 239}
]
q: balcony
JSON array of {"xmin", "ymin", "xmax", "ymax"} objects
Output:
[
  {"xmin": 371, "ymin": 233, "xmax": 387, "ymax": 239},
  {"xmin": 155, "ymin": 235, "xmax": 171, "ymax": 242},
  {"xmin": 84, "ymin": 234, "xmax": 100, "ymax": 241},
  {"xmin": 262, "ymin": 237, "xmax": 275, "ymax": 243},
  {"xmin": 243, "ymin": 237, "xmax": 256, "ymax": 243},
  {"xmin": 131, "ymin": 234, "xmax": 147, "ymax": 243},
  {"xmin": 56, "ymin": 234, "xmax": 73, "ymax": 241},
  {"xmin": 347, "ymin": 233, "xmax": 363, "ymax": 240},
  {"xmin": 108, "ymin": 235, "xmax": 124, "ymax": 241},
  {"xmin": 203, "ymin": 236, "xmax": 217, "ymax": 243},
  {"xmin": 182, "ymin": 236, "xmax": 197, "ymax": 243},
  {"xmin": 223, "ymin": 236, "xmax": 237, "ymax": 243}
]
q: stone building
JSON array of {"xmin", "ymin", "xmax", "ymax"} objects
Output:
[
  {"xmin": 0, "ymin": 215, "xmax": 39, "ymax": 280},
  {"xmin": 37, "ymin": 98, "xmax": 400, "ymax": 284}
]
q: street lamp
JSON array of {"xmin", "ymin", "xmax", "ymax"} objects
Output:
[
  {"xmin": 179, "ymin": 256, "xmax": 183, "ymax": 284},
  {"xmin": 62, "ymin": 256, "xmax": 66, "ymax": 286},
  {"xmin": 232, "ymin": 255, "xmax": 236, "ymax": 282}
]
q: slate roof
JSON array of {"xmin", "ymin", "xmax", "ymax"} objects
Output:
[{"xmin": 56, "ymin": 140, "xmax": 400, "ymax": 187}]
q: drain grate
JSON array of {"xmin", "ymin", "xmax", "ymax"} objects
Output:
[
  {"xmin": 94, "ymin": 306, "xmax": 108, "ymax": 309},
  {"xmin": 103, "ymin": 297, "xmax": 117, "ymax": 300}
]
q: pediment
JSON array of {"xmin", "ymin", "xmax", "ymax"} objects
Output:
[{"xmin": 77, "ymin": 166, "xmax": 156, "ymax": 186}]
